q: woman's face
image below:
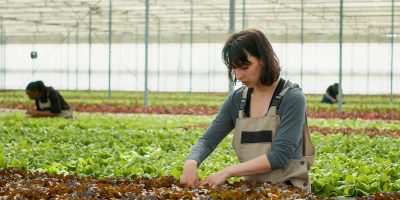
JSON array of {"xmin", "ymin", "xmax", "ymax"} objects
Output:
[
  {"xmin": 26, "ymin": 90, "xmax": 40, "ymax": 100},
  {"xmin": 232, "ymin": 53, "xmax": 262, "ymax": 88}
]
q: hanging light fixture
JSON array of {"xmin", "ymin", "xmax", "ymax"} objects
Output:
[{"xmin": 30, "ymin": 50, "xmax": 38, "ymax": 59}]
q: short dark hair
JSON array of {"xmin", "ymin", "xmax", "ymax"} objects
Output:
[
  {"xmin": 222, "ymin": 28, "xmax": 280, "ymax": 86},
  {"xmin": 26, "ymin": 80, "xmax": 46, "ymax": 92}
]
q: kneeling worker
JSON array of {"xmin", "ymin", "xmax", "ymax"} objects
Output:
[
  {"xmin": 321, "ymin": 83, "xmax": 339, "ymax": 104},
  {"xmin": 25, "ymin": 80, "xmax": 73, "ymax": 118}
]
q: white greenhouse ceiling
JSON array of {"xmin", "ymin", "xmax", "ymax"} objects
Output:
[{"xmin": 0, "ymin": 0, "xmax": 399, "ymax": 44}]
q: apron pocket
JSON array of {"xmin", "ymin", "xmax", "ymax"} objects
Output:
[{"xmin": 241, "ymin": 130, "xmax": 272, "ymax": 144}]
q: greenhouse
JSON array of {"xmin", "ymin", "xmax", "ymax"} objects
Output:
[{"xmin": 0, "ymin": 0, "xmax": 399, "ymax": 199}]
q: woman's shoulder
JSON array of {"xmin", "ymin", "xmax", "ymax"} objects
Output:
[
  {"xmin": 46, "ymin": 86, "xmax": 55, "ymax": 91},
  {"xmin": 282, "ymin": 81, "xmax": 305, "ymax": 104},
  {"xmin": 46, "ymin": 87, "xmax": 61, "ymax": 97},
  {"xmin": 276, "ymin": 82, "xmax": 306, "ymax": 117},
  {"xmin": 47, "ymin": 87, "xmax": 63, "ymax": 93}
]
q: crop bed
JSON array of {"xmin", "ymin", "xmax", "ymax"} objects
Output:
[
  {"xmin": 0, "ymin": 168, "xmax": 321, "ymax": 199},
  {"xmin": 1, "ymin": 90, "xmax": 399, "ymax": 199},
  {"xmin": 1, "ymin": 90, "xmax": 400, "ymax": 120},
  {"xmin": 1, "ymin": 168, "xmax": 399, "ymax": 199},
  {"xmin": 3, "ymin": 103, "xmax": 400, "ymax": 120},
  {"xmin": 1, "ymin": 113, "xmax": 399, "ymax": 198},
  {"xmin": 308, "ymin": 127, "xmax": 399, "ymax": 138}
]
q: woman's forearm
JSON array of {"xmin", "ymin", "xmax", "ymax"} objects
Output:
[{"xmin": 225, "ymin": 155, "xmax": 271, "ymax": 177}]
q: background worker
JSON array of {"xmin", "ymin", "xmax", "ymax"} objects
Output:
[
  {"xmin": 321, "ymin": 83, "xmax": 339, "ymax": 104},
  {"xmin": 25, "ymin": 80, "xmax": 73, "ymax": 118}
]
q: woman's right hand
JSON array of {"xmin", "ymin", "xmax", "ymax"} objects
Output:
[{"xmin": 180, "ymin": 160, "xmax": 200, "ymax": 186}]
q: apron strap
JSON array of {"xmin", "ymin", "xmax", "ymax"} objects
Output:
[
  {"xmin": 266, "ymin": 80, "xmax": 291, "ymax": 116},
  {"xmin": 238, "ymin": 87, "xmax": 248, "ymax": 118}
]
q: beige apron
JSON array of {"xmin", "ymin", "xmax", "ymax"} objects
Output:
[
  {"xmin": 232, "ymin": 81, "xmax": 315, "ymax": 191},
  {"xmin": 38, "ymin": 92, "xmax": 73, "ymax": 118}
]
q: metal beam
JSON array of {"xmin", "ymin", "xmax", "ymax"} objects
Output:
[
  {"xmin": 75, "ymin": 21, "xmax": 79, "ymax": 91},
  {"xmin": 0, "ymin": 16, "xmax": 3, "ymax": 90},
  {"xmin": 67, "ymin": 28, "xmax": 70, "ymax": 90},
  {"xmin": 144, "ymin": 0, "xmax": 149, "ymax": 107},
  {"xmin": 189, "ymin": 0, "xmax": 193, "ymax": 93},
  {"xmin": 108, "ymin": 0, "xmax": 112, "ymax": 99},
  {"xmin": 390, "ymin": 0, "xmax": 394, "ymax": 103},
  {"xmin": 88, "ymin": 7, "xmax": 92, "ymax": 92},
  {"xmin": 157, "ymin": 17, "xmax": 161, "ymax": 92},
  {"xmin": 228, "ymin": 0, "xmax": 235, "ymax": 93},
  {"xmin": 300, "ymin": 0, "xmax": 304, "ymax": 87},
  {"xmin": 338, "ymin": 0, "xmax": 344, "ymax": 112},
  {"xmin": 242, "ymin": 0, "xmax": 246, "ymax": 29},
  {"xmin": 366, "ymin": 26, "xmax": 370, "ymax": 95}
]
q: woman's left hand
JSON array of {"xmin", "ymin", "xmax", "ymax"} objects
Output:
[{"xmin": 200, "ymin": 168, "xmax": 231, "ymax": 188}]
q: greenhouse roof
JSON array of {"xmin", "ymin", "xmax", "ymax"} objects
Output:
[{"xmin": 0, "ymin": 0, "xmax": 399, "ymax": 44}]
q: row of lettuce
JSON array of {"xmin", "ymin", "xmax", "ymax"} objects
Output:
[
  {"xmin": 1, "ymin": 90, "xmax": 399, "ymax": 112},
  {"xmin": 0, "ymin": 112, "xmax": 399, "ymax": 197}
]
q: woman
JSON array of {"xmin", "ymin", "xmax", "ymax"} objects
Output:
[
  {"xmin": 180, "ymin": 29, "xmax": 315, "ymax": 191},
  {"xmin": 25, "ymin": 80, "xmax": 73, "ymax": 118}
]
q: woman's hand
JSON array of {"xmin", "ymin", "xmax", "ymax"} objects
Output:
[
  {"xmin": 200, "ymin": 155, "xmax": 271, "ymax": 188},
  {"xmin": 200, "ymin": 168, "xmax": 231, "ymax": 188},
  {"xmin": 180, "ymin": 160, "xmax": 200, "ymax": 186},
  {"xmin": 26, "ymin": 110, "xmax": 56, "ymax": 118}
]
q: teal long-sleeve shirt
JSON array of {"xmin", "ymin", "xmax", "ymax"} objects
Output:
[{"xmin": 187, "ymin": 80, "xmax": 306, "ymax": 170}]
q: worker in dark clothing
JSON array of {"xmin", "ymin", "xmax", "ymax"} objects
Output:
[
  {"xmin": 25, "ymin": 80, "xmax": 73, "ymax": 118},
  {"xmin": 321, "ymin": 83, "xmax": 339, "ymax": 104}
]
